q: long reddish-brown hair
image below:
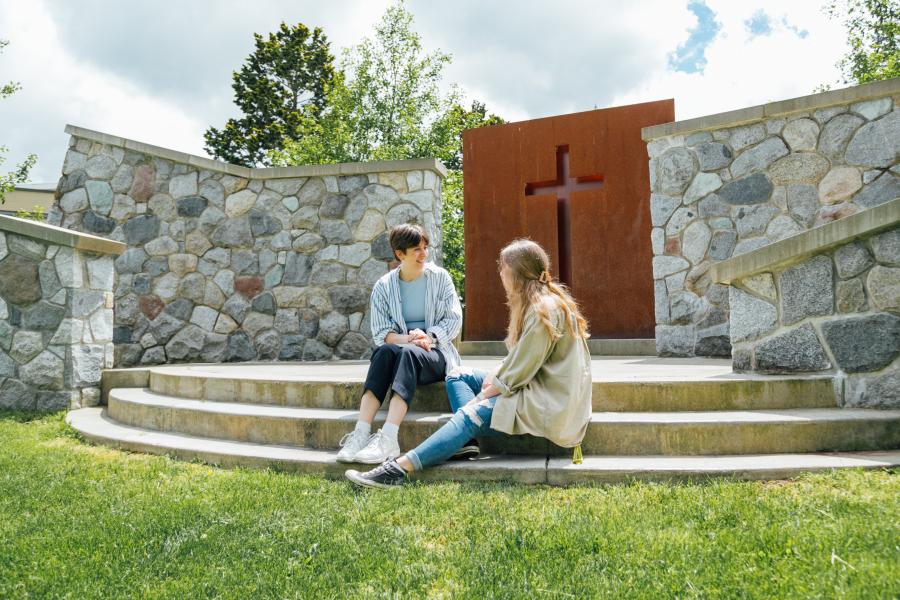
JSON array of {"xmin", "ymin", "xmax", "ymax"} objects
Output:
[{"xmin": 500, "ymin": 239, "xmax": 589, "ymax": 348}]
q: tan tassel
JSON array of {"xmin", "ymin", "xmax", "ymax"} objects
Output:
[{"xmin": 572, "ymin": 444, "xmax": 583, "ymax": 465}]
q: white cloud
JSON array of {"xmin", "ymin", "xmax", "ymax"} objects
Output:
[
  {"xmin": 0, "ymin": 0, "xmax": 849, "ymax": 183},
  {"xmin": 611, "ymin": 0, "xmax": 846, "ymax": 120}
]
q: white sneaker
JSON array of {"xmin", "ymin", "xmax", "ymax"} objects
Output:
[
  {"xmin": 336, "ymin": 429, "xmax": 373, "ymax": 463},
  {"xmin": 353, "ymin": 429, "xmax": 401, "ymax": 464}
]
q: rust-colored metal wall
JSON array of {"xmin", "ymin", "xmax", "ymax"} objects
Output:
[{"xmin": 462, "ymin": 99, "xmax": 675, "ymax": 340}]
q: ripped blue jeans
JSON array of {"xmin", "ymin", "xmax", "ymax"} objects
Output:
[{"xmin": 406, "ymin": 369, "xmax": 501, "ymax": 471}]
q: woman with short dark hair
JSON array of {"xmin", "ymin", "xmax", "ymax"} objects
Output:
[{"xmin": 336, "ymin": 223, "xmax": 463, "ymax": 464}]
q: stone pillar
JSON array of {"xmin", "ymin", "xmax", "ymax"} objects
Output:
[{"xmin": 0, "ymin": 215, "xmax": 125, "ymax": 410}]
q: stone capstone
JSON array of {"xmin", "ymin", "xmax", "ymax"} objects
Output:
[
  {"xmin": 821, "ymin": 313, "xmax": 900, "ymax": 372},
  {"xmin": 779, "ymin": 255, "xmax": 834, "ymax": 325},
  {"xmin": 755, "ymin": 323, "xmax": 831, "ymax": 373}
]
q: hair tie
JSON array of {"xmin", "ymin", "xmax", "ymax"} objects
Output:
[{"xmin": 539, "ymin": 270, "xmax": 551, "ymax": 284}]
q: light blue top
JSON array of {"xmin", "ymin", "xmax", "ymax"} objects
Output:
[
  {"xmin": 399, "ymin": 273, "xmax": 428, "ymax": 331},
  {"xmin": 369, "ymin": 262, "xmax": 463, "ymax": 375}
]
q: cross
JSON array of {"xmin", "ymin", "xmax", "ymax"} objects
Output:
[{"xmin": 524, "ymin": 145, "xmax": 604, "ymax": 286}]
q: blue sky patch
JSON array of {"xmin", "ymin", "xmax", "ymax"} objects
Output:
[
  {"xmin": 745, "ymin": 10, "xmax": 772, "ymax": 37},
  {"xmin": 668, "ymin": 1, "xmax": 721, "ymax": 74}
]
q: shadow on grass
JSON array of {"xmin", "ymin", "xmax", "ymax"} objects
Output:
[{"xmin": 0, "ymin": 409, "xmax": 64, "ymax": 424}]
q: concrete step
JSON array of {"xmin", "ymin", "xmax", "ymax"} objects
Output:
[
  {"xmin": 67, "ymin": 407, "xmax": 900, "ymax": 485},
  {"xmin": 142, "ymin": 361, "xmax": 838, "ymax": 412},
  {"xmin": 107, "ymin": 388, "xmax": 900, "ymax": 456},
  {"xmin": 459, "ymin": 339, "xmax": 657, "ymax": 356}
]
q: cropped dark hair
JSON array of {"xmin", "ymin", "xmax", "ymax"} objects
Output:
[{"xmin": 389, "ymin": 223, "xmax": 429, "ymax": 255}]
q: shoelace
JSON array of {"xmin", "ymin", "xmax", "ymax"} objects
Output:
[{"xmin": 339, "ymin": 430, "xmax": 372, "ymax": 448}]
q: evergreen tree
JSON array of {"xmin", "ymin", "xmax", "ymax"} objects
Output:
[{"xmin": 204, "ymin": 23, "xmax": 336, "ymax": 167}]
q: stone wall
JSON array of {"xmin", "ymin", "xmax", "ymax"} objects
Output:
[
  {"xmin": 50, "ymin": 125, "xmax": 445, "ymax": 367},
  {"xmin": 643, "ymin": 79, "xmax": 900, "ymax": 357},
  {"xmin": 0, "ymin": 215, "xmax": 124, "ymax": 409},
  {"xmin": 728, "ymin": 223, "xmax": 898, "ymax": 407}
]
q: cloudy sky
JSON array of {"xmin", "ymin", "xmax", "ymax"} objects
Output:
[{"xmin": 0, "ymin": 0, "xmax": 847, "ymax": 183}]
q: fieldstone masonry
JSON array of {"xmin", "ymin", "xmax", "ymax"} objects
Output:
[
  {"xmin": 727, "ymin": 223, "xmax": 899, "ymax": 408},
  {"xmin": 643, "ymin": 80, "xmax": 900, "ymax": 357},
  {"xmin": 0, "ymin": 215, "xmax": 124, "ymax": 409},
  {"xmin": 50, "ymin": 125, "xmax": 445, "ymax": 367}
]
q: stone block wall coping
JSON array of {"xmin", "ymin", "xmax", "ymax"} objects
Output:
[
  {"xmin": 63, "ymin": 124, "xmax": 449, "ymax": 179},
  {"xmin": 0, "ymin": 213, "xmax": 126, "ymax": 255},
  {"xmin": 642, "ymin": 78, "xmax": 900, "ymax": 141},
  {"xmin": 711, "ymin": 198, "xmax": 900, "ymax": 284}
]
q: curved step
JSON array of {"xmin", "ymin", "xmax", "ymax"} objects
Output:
[
  {"xmin": 67, "ymin": 408, "xmax": 900, "ymax": 484},
  {"xmin": 145, "ymin": 362, "xmax": 837, "ymax": 412},
  {"xmin": 108, "ymin": 388, "xmax": 900, "ymax": 456}
]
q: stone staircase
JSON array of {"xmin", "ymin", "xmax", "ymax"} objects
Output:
[{"xmin": 66, "ymin": 358, "xmax": 900, "ymax": 484}]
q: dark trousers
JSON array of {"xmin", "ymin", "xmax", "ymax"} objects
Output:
[{"xmin": 364, "ymin": 343, "xmax": 446, "ymax": 406}]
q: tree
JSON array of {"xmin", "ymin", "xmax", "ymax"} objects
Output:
[
  {"xmin": 204, "ymin": 23, "xmax": 336, "ymax": 167},
  {"xmin": 826, "ymin": 0, "xmax": 900, "ymax": 85},
  {"xmin": 0, "ymin": 39, "xmax": 36, "ymax": 204},
  {"xmin": 270, "ymin": 3, "xmax": 504, "ymax": 299}
]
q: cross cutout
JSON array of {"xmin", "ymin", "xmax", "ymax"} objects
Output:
[{"xmin": 524, "ymin": 145, "xmax": 604, "ymax": 286}]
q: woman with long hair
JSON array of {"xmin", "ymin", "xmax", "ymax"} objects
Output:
[{"xmin": 346, "ymin": 239, "xmax": 592, "ymax": 488}]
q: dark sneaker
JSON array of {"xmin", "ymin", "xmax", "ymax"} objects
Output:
[
  {"xmin": 345, "ymin": 459, "xmax": 408, "ymax": 489},
  {"xmin": 449, "ymin": 439, "xmax": 480, "ymax": 461}
]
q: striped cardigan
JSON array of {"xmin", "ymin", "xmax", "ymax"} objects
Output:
[{"xmin": 369, "ymin": 262, "xmax": 462, "ymax": 374}]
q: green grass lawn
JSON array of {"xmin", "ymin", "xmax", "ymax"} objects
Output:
[{"xmin": 0, "ymin": 411, "xmax": 898, "ymax": 599}]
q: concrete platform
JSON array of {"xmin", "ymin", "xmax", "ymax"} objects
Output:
[
  {"xmin": 110, "ymin": 357, "xmax": 839, "ymax": 412},
  {"xmin": 68, "ymin": 408, "xmax": 900, "ymax": 485}
]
